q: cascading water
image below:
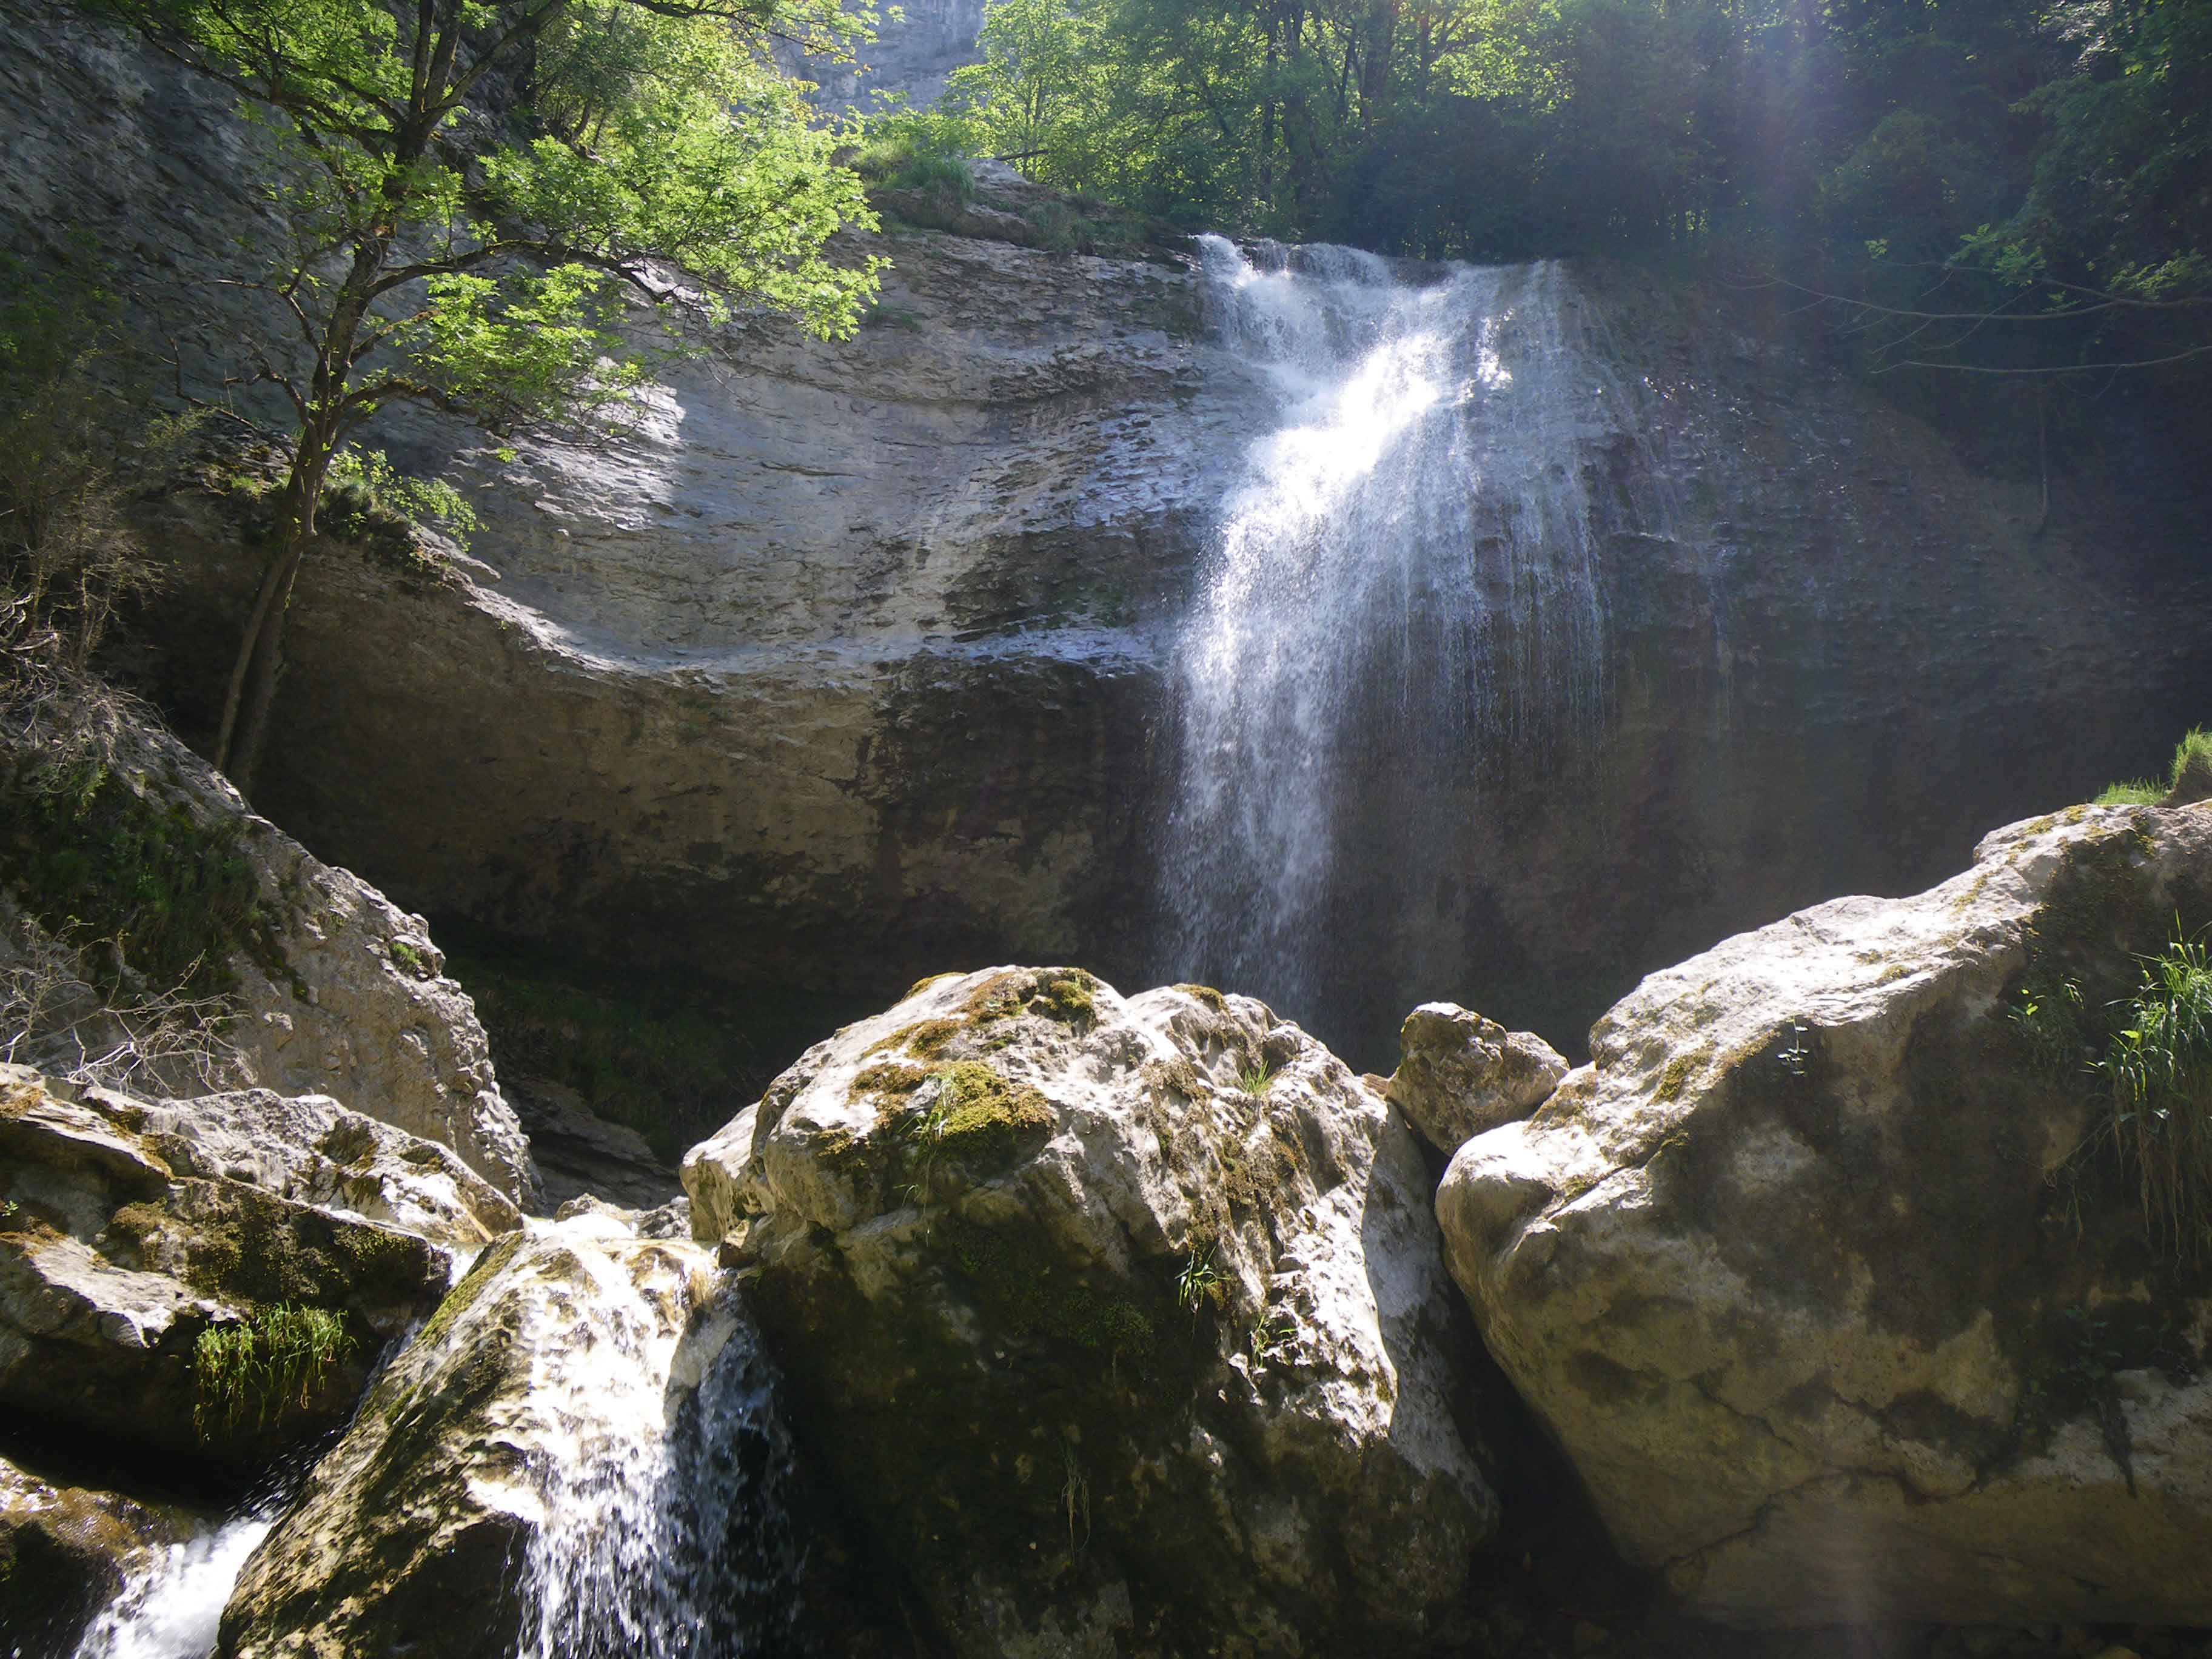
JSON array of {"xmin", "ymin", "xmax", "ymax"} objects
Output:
[
  {"xmin": 65, "ymin": 1243, "xmax": 809, "ymax": 1659},
  {"xmin": 514, "ymin": 1293, "xmax": 808, "ymax": 1659},
  {"xmin": 1163, "ymin": 235, "xmax": 1665, "ymax": 1056},
  {"xmin": 69, "ymin": 1512, "xmax": 277, "ymax": 1659}
]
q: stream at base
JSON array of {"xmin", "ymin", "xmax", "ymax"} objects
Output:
[
  {"xmin": 67, "ymin": 1302, "xmax": 805, "ymax": 1659},
  {"xmin": 69, "ymin": 1514, "xmax": 275, "ymax": 1659}
]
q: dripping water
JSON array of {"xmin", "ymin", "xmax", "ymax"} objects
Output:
[{"xmin": 1164, "ymin": 235, "xmax": 1661, "ymax": 1052}]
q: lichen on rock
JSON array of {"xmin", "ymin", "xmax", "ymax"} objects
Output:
[{"xmin": 689, "ymin": 965, "xmax": 1496, "ymax": 1658}]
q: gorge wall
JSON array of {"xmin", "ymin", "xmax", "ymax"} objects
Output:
[{"xmin": 4, "ymin": 5, "xmax": 2210, "ymax": 1071}]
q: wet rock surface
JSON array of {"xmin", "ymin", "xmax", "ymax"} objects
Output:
[
  {"xmin": 693, "ymin": 966, "xmax": 1494, "ymax": 1658},
  {"xmin": 1438, "ymin": 802, "xmax": 2212, "ymax": 1627},
  {"xmin": 216, "ymin": 1208, "xmax": 862, "ymax": 1659},
  {"xmin": 0, "ymin": 1451, "xmax": 193, "ymax": 1659}
]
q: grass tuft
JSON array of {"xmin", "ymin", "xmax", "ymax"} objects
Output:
[
  {"xmin": 2090, "ymin": 723, "xmax": 2212, "ymax": 808},
  {"xmin": 2095, "ymin": 780, "xmax": 2165, "ymax": 807},
  {"xmin": 2094, "ymin": 927, "xmax": 2212, "ymax": 1262},
  {"xmin": 192, "ymin": 1302, "xmax": 349, "ymax": 1432}
]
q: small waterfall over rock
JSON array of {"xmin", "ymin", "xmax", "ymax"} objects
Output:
[
  {"xmin": 1164, "ymin": 235, "xmax": 1666, "ymax": 1054},
  {"xmin": 515, "ymin": 1292, "xmax": 808, "ymax": 1659},
  {"xmin": 69, "ymin": 1513, "xmax": 276, "ymax": 1659}
]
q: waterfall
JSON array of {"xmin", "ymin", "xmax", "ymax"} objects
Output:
[
  {"xmin": 514, "ymin": 1295, "xmax": 809, "ymax": 1659},
  {"xmin": 69, "ymin": 1513, "xmax": 277, "ymax": 1659},
  {"xmin": 1163, "ymin": 236, "xmax": 1658, "ymax": 1055},
  {"xmin": 67, "ymin": 1264, "xmax": 808, "ymax": 1659}
]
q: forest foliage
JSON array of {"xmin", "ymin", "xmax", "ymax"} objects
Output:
[{"xmin": 901, "ymin": 0, "xmax": 2210, "ymax": 378}]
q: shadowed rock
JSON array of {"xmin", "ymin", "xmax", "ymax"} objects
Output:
[{"xmin": 1437, "ymin": 801, "xmax": 2212, "ymax": 1627}]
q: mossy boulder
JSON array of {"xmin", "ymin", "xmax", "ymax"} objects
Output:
[
  {"xmin": 1437, "ymin": 802, "xmax": 2212, "ymax": 1627},
  {"xmin": 0, "ymin": 1066, "xmax": 483, "ymax": 1484},
  {"xmin": 690, "ymin": 966, "xmax": 1495, "ymax": 1658}
]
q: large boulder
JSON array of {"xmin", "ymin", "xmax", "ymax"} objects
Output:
[
  {"xmin": 219, "ymin": 1210, "xmax": 839, "ymax": 1659},
  {"xmin": 1437, "ymin": 801, "xmax": 2212, "ymax": 1627},
  {"xmin": 1387, "ymin": 1002, "xmax": 1567, "ymax": 1154},
  {"xmin": 0, "ymin": 1065, "xmax": 504, "ymax": 1481},
  {"xmin": 691, "ymin": 967, "xmax": 1495, "ymax": 1658},
  {"xmin": 0, "ymin": 707, "xmax": 534, "ymax": 1204}
]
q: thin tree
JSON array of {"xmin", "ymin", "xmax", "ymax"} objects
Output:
[{"xmin": 87, "ymin": 0, "xmax": 885, "ymax": 791}]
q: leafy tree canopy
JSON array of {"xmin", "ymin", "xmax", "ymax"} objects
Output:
[
  {"xmin": 905, "ymin": 0, "xmax": 2210, "ymax": 383},
  {"xmin": 79, "ymin": 0, "xmax": 885, "ymax": 786}
]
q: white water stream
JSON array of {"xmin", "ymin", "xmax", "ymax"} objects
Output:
[
  {"xmin": 1164, "ymin": 235, "xmax": 1659, "ymax": 1030},
  {"xmin": 66, "ymin": 1273, "xmax": 805, "ymax": 1659},
  {"xmin": 512, "ymin": 1296, "xmax": 808, "ymax": 1659},
  {"xmin": 68, "ymin": 1514, "xmax": 274, "ymax": 1659}
]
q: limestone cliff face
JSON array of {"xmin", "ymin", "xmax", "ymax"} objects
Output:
[{"xmin": 4, "ymin": 6, "xmax": 2209, "ymax": 1068}]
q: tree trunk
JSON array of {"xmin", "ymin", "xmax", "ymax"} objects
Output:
[
  {"xmin": 213, "ymin": 427, "xmax": 335, "ymax": 797},
  {"xmin": 226, "ymin": 540, "xmax": 307, "ymax": 799}
]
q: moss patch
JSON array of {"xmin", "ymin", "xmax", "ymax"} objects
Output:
[
  {"xmin": 929, "ymin": 1061, "xmax": 1054, "ymax": 1166},
  {"xmin": 943, "ymin": 1215, "xmax": 1156, "ymax": 1364},
  {"xmin": 872, "ymin": 1017, "xmax": 962, "ymax": 1060},
  {"xmin": 0, "ymin": 759, "xmax": 270, "ymax": 997},
  {"xmin": 415, "ymin": 1232, "xmax": 525, "ymax": 1351}
]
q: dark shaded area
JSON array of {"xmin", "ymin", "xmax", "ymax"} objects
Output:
[{"xmin": 437, "ymin": 920, "xmax": 876, "ymax": 1163}]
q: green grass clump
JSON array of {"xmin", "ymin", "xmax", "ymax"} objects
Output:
[
  {"xmin": 854, "ymin": 110, "xmax": 980, "ymax": 199},
  {"xmin": 2172, "ymin": 728, "xmax": 2212, "ymax": 802},
  {"xmin": 2096, "ymin": 929, "xmax": 2212, "ymax": 1262},
  {"xmin": 0, "ymin": 760, "xmax": 264, "ymax": 996},
  {"xmin": 192, "ymin": 1303, "xmax": 349, "ymax": 1432},
  {"xmin": 2091, "ymin": 725, "xmax": 2212, "ymax": 808},
  {"xmin": 2096, "ymin": 780, "xmax": 2165, "ymax": 806},
  {"xmin": 1236, "ymin": 1061, "xmax": 1275, "ymax": 1096}
]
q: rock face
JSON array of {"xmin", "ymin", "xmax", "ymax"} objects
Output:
[
  {"xmin": 1387, "ymin": 1002, "xmax": 1567, "ymax": 1154},
  {"xmin": 783, "ymin": 0, "xmax": 987, "ymax": 110},
  {"xmin": 220, "ymin": 1212, "xmax": 729, "ymax": 1658},
  {"xmin": 0, "ymin": 1065, "xmax": 504, "ymax": 1483},
  {"xmin": 1436, "ymin": 802, "xmax": 2212, "ymax": 1627},
  {"xmin": 692, "ymin": 967, "xmax": 1493, "ymax": 1658},
  {"xmin": 0, "ymin": 704, "xmax": 534, "ymax": 1204},
  {"xmin": 7, "ymin": 7, "xmax": 2212, "ymax": 1076},
  {"xmin": 508, "ymin": 1076, "xmax": 681, "ymax": 1214}
]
